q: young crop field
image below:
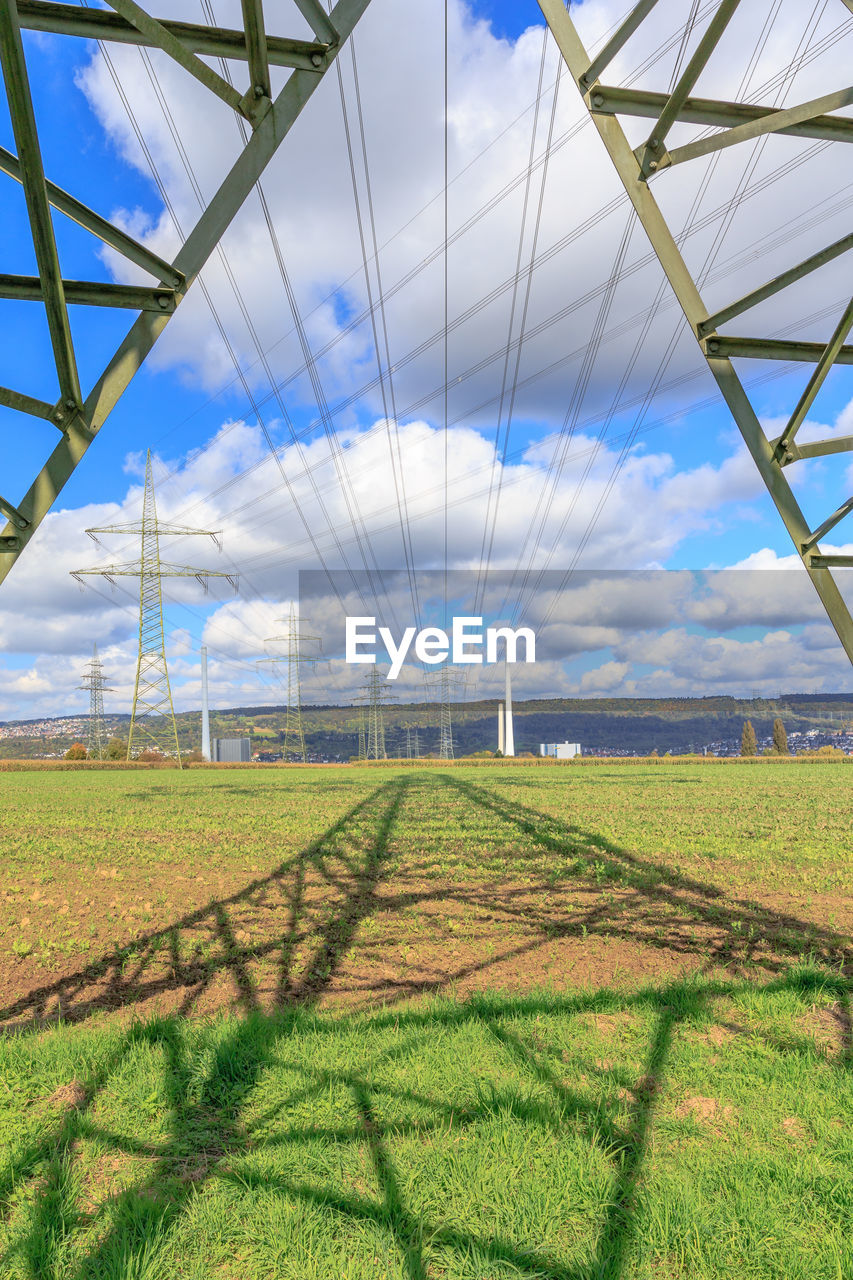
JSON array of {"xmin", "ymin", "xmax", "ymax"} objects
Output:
[{"xmin": 1, "ymin": 762, "xmax": 851, "ymax": 1278}]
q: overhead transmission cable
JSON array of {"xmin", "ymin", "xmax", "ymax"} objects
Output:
[
  {"xmin": 125, "ymin": 0, "xmax": 733, "ymax": 511},
  {"xmin": 89, "ymin": 28, "xmax": 367, "ymax": 643},
  {"xmin": 518, "ymin": 0, "xmax": 832, "ymax": 633}
]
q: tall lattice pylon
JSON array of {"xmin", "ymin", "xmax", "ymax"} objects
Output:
[
  {"xmin": 0, "ymin": 0, "xmax": 374, "ymax": 586},
  {"xmin": 438, "ymin": 672, "xmax": 454, "ymax": 760},
  {"xmin": 538, "ymin": 0, "xmax": 853, "ymax": 668},
  {"xmin": 73, "ymin": 451, "xmax": 236, "ymax": 763},
  {"xmin": 433, "ymin": 666, "xmax": 460, "ymax": 760},
  {"xmin": 261, "ymin": 605, "xmax": 321, "ymax": 762},
  {"xmin": 357, "ymin": 667, "xmax": 395, "ymax": 760},
  {"xmin": 78, "ymin": 643, "xmax": 113, "ymax": 760}
]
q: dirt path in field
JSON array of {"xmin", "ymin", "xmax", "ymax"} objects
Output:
[{"xmin": 2, "ymin": 774, "xmax": 851, "ymax": 1031}]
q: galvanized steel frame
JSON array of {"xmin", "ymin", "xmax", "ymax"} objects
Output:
[
  {"xmin": 0, "ymin": 0, "xmax": 372, "ymax": 578},
  {"xmin": 538, "ymin": 0, "xmax": 853, "ymax": 663}
]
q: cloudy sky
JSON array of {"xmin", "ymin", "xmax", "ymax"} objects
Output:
[{"xmin": 2, "ymin": 0, "xmax": 853, "ymax": 721}]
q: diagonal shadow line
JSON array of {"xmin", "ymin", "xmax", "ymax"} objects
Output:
[
  {"xmin": 5, "ymin": 971, "xmax": 850, "ymax": 1280},
  {"xmin": 5, "ymin": 773, "xmax": 851, "ymax": 1280},
  {"xmin": 353, "ymin": 1083, "xmax": 428, "ymax": 1280},
  {"xmin": 217, "ymin": 1166, "xmax": 583, "ymax": 1279},
  {"xmin": 592, "ymin": 998, "xmax": 682, "ymax": 1280},
  {"xmin": 0, "ymin": 780, "xmax": 400, "ymax": 1029},
  {"xmin": 439, "ymin": 773, "xmax": 853, "ymax": 975},
  {"xmin": 22, "ymin": 779, "xmax": 412, "ymax": 1280},
  {"xmin": 483, "ymin": 988, "xmax": 689, "ymax": 1280},
  {"xmin": 282, "ymin": 776, "xmax": 410, "ymax": 1006},
  {"xmin": 212, "ymin": 902, "xmax": 260, "ymax": 1014}
]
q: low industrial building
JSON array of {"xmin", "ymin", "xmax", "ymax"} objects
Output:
[
  {"xmin": 540, "ymin": 741, "xmax": 581, "ymax": 759},
  {"xmin": 211, "ymin": 736, "xmax": 251, "ymax": 763}
]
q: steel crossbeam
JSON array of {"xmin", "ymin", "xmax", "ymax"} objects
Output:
[
  {"xmin": 538, "ymin": 0, "xmax": 853, "ymax": 664},
  {"xmin": 0, "ymin": 0, "xmax": 372, "ymax": 581}
]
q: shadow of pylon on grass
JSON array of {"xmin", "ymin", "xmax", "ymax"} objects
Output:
[
  {"xmin": 438, "ymin": 771, "xmax": 853, "ymax": 980},
  {"xmin": 2, "ymin": 770, "xmax": 853, "ymax": 1280},
  {"xmin": 7, "ymin": 973, "xmax": 850, "ymax": 1280},
  {"xmin": 0, "ymin": 775, "xmax": 409, "ymax": 1031}
]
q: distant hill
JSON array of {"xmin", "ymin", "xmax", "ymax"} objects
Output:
[{"xmin": 2, "ymin": 693, "xmax": 852, "ymax": 758}]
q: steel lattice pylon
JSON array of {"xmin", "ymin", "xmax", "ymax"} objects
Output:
[
  {"xmin": 73, "ymin": 451, "xmax": 236, "ymax": 762},
  {"xmin": 357, "ymin": 666, "xmax": 394, "ymax": 760},
  {"xmin": 437, "ymin": 666, "xmax": 455, "ymax": 760},
  {"xmin": 538, "ymin": 0, "xmax": 853, "ymax": 665},
  {"xmin": 78, "ymin": 642, "xmax": 114, "ymax": 760},
  {"xmin": 261, "ymin": 604, "xmax": 321, "ymax": 762},
  {"xmin": 0, "ymin": 0, "xmax": 372, "ymax": 582}
]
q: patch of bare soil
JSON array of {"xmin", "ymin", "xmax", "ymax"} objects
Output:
[
  {"xmin": 675, "ymin": 1095, "xmax": 736, "ymax": 1129},
  {"xmin": 48, "ymin": 1079, "xmax": 87, "ymax": 1109},
  {"xmin": 799, "ymin": 1003, "xmax": 851, "ymax": 1060},
  {"xmin": 1, "ymin": 858, "xmax": 851, "ymax": 1031}
]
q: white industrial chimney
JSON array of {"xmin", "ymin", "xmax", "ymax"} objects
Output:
[
  {"xmin": 504, "ymin": 662, "xmax": 515, "ymax": 757},
  {"xmin": 201, "ymin": 645, "xmax": 210, "ymax": 761}
]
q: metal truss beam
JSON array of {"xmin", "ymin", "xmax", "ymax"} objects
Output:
[
  {"xmin": 241, "ymin": 0, "xmax": 271, "ymax": 100},
  {"xmin": 0, "ymin": 0, "xmax": 373, "ymax": 585},
  {"xmin": 590, "ymin": 85, "xmax": 853, "ymax": 147},
  {"xmin": 0, "ymin": 0, "xmax": 80, "ymax": 407},
  {"xmin": 538, "ymin": 0, "xmax": 853, "ymax": 664},
  {"xmin": 0, "ymin": 385, "xmax": 54, "ymax": 419},
  {"xmin": 16, "ymin": 2, "xmax": 332, "ymax": 72},
  {"xmin": 292, "ymin": 0, "xmax": 340, "ymax": 46},
  {"xmin": 0, "ymin": 145, "xmax": 184, "ymax": 287},
  {"xmin": 0, "ymin": 274, "xmax": 177, "ymax": 312}
]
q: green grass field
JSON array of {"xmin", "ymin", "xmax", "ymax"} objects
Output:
[{"xmin": 1, "ymin": 763, "xmax": 851, "ymax": 1278}]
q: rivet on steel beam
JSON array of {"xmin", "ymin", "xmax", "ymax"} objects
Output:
[
  {"xmin": 311, "ymin": 53, "xmax": 323, "ymax": 67},
  {"xmin": 592, "ymin": 93, "xmax": 604, "ymax": 107},
  {"xmin": 648, "ymin": 160, "xmax": 657, "ymax": 170},
  {"xmin": 707, "ymin": 340, "xmax": 719, "ymax": 353},
  {"xmin": 157, "ymin": 295, "xmax": 171, "ymax": 309},
  {"xmin": 254, "ymin": 85, "xmax": 265, "ymax": 98}
]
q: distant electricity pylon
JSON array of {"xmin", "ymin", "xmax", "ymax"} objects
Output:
[
  {"xmin": 261, "ymin": 604, "xmax": 321, "ymax": 762},
  {"xmin": 405, "ymin": 726, "xmax": 421, "ymax": 760},
  {"xmin": 358, "ymin": 667, "xmax": 395, "ymax": 760},
  {"xmin": 73, "ymin": 451, "xmax": 236, "ymax": 764},
  {"xmin": 346, "ymin": 709, "xmax": 367, "ymax": 761},
  {"xmin": 78, "ymin": 643, "xmax": 113, "ymax": 760},
  {"xmin": 435, "ymin": 666, "xmax": 461, "ymax": 760}
]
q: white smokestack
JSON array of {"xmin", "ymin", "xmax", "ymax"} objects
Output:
[
  {"xmin": 201, "ymin": 645, "xmax": 210, "ymax": 761},
  {"xmin": 504, "ymin": 662, "xmax": 515, "ymax": 757},
  {"xmin": 498, "ymin": 702, "xmax": 505, "ymax": 754}
]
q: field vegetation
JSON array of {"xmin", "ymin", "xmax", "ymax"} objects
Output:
[{"xmin": 0, "ymin": 763, "xmax": 851, "ymax": 1278}]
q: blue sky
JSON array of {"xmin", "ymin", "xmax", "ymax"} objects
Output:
[{"xmin": 2, "ymin": 0, "xmax": 853, "ymax": 719}]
